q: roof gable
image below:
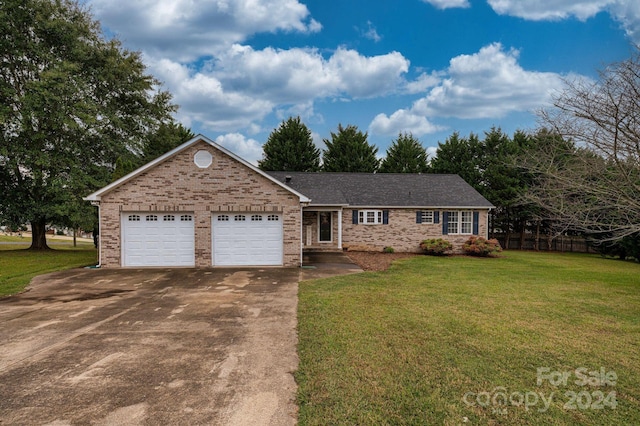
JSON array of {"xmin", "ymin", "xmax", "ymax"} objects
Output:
[
  {"xmin": 268, "ymin": 172, "xmax": 494, "ymax": 208},
  {"xmin": 84, "ymin": 135, "xmax": 310, "ymax": 203}
]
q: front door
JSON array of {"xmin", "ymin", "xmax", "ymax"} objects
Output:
[{"xmin": 319, "ymin": 212, "xmax": 332, "ymax": 242}]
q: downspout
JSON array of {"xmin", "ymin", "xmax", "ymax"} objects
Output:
[
  {"xmin": 300, "ymin": 204, "xmax": 304, "ymax": 267},
  {"xmin": 337, "ymin": 208, "xmax": 343, "ymax": 250},
  {"xmin": 91, "ymin": 201, "xmax": 102, "ymax": 268}
]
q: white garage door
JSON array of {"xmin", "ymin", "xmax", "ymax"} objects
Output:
[
  {"xmin": 122, "ymin": 213, "xmax": 195, "ymax": 267},
  {"xmin": 212, "ymin": 213, "xmax": 283, "ymax": 266}
]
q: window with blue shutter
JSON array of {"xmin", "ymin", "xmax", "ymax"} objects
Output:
[
  {"xmin": 442, "ymin": 211, "xmax": 449, "ymax": 235},
  {"xmin": 473, "ymin": 211, "xmax": 479, "ymax": 235}
]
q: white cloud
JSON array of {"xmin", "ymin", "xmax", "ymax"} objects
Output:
[
  {"xmin": 487, "ymin": 0, "xmax": 611, "ymax": 21},
  {"xmin": 147, "ymin": 46, "xmax": 410, "ymax": 132},
  {"xmin": 89, "ymin": 0, "xmax": 321, "ymax": 61},
  {"xmin": 215, "ymin": 133, "xmax": 264, "ymax": 165},
  {"xmin": 422, "ymin": 0, "xmax": 470, "ymax": 9},
  {"xmin": 213, "ymin": 45, "xmax": 408, "ymax": 101},
  {"xmin": 404, "ymin": 71, "xmax": 442, "ymax": 94},
  {"xmin": 327, "ymin": 48, "xmax": 409, "ymax": 98},
  {"xmin": 486, "ymin": 0, "xmax": 640, "ymax": 43},
  {"xmin": 415, "ymin": 43, "xmax": 565, "ymax": 119},
  {"xmin": 426, "ymin": 146, "xmax": 439, "ymax": 159},
  {"xmin": 369, "ymin": 43, "xmax": 567, "ymax": 135},
  {"xmin": 609, "ymin": 1, "xmax": 640, "ymax": 42},
  {"xmin": 361, "ymin": 21, "xmax": 382, "ymax": 42},
  {"xmin": 369, "ymin": 109, "xmax": 444, "ymax": 136}
]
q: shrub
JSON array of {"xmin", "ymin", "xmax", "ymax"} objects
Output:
[
  {"xmin": 462, "ymin": 236, "xmax": 502, "ymax": 257},
  {"xmin": 383, "ymin": 246, "xmax": 395, "ymax": 253},
  {"xmin": 420, "ymin": 238, "xmax": 453, "ymax": 256}
]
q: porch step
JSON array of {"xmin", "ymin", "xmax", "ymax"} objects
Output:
[{"xmin": 303, "ymin": 247, "xmax": 343, "ymax": 253}]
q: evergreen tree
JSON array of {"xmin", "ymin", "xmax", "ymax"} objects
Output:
[
  {"xmin": 428, "ymin": 129, "xmax": 535, "ymax": 242},
  {"xmin": 379, "ymin": 133, "xmax": 429, "ymax": 173},
  {"xmin": 322, "ymin": 124, "xmax": 379, "ymax": 172},
  {"xmin": 428, "ymin": 132, "xmax": 483, "ymax": 191},
  {"xmin": 258, "ymin": 117, "xmax": 320, "ymax": 171}
]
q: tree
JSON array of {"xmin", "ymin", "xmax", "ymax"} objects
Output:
[
  {"xmin": 428, "ymin": 129, "xmax": 536, "ymax": 244},
  {"xmin": 0, "ymin": 0, "xmax": 175, "ymax": 249},
  {"xmin": 379, "ymin": 133, "xmax": 429, "ymax": 173},
  {"xmin": 523, "ymin": 49, "xmax": 640, "ymax": 243},
  {"xmin": 112, "ymin": 121, "xmax": 194, "ymax": 180},
  {"xmin": 141, "ymin": 122, "xmax": 195, "ymax": 164},
  {"xmin": 428, "ymin": 132, "xmax": 483, "ymax": 191},
  {"xmin": 258, "ymin": 117, "xmax": 320, "ymax": 171},
  {"xmin": 322, "ymin": 124, "xmax": 379, "ymax": 172}
]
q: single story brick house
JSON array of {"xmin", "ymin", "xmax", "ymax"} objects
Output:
[{"xmin": 85, "ymin": 135, "xmax": 493, "ymax": 268}]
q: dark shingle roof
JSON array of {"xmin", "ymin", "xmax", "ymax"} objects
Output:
[{"xmin": 267, "ymin": 172, "xmax": 494, "ymax": 208}]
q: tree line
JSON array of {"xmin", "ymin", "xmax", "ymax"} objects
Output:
[{"xmin": 258, "ymin": 118, "xmax": 429, "ymax": 173}]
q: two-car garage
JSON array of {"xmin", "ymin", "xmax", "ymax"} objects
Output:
[
  {"xmin": 121, "ymin": 212, "xmax": 283, "ymax": 267},
  {"xmin": 85, "ymin": 137, "xmax": 307, "ymax": 268}
]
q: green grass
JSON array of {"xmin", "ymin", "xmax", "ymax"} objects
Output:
[
  {"xmin": 296, "ymin": 251, "xmax": 640, "ymax": 425},
  {"xmin": 0, "ymin": 244, "xmax": 97, "ymax": 296}
]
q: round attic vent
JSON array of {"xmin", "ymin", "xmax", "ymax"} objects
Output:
[{"xmin": 194, "ymin": 150, "xmax": 213, "ymax": 168}]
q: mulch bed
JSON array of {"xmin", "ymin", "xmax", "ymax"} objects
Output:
[{"xmin": 344, "ymin": 251, "xmax": 420, "ymax": 271}]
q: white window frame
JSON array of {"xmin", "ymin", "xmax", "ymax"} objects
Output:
[
  {"xmin": 461, "ymin": 211, "xmax": 473, "ymax": 234},
  {"xmin": 447, "ymin": 210, "xmax": 473, "ymax": 235},
  {"xmin": 358, "ymin": 210, "xmax": 383, "ymax": 225},
  {"xmin": 421, "ymin": 211, "xmax": 434, "ymax": 224}
]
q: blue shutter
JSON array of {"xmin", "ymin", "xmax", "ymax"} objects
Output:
[
  {"xmin": 416, "ymin": 211, "xmax": 422, "ymax": 224},
  {"xmin": 473, "ymin": 211, "xmax": 479, "ymax": 235},
  {"xmin": 434, "ymin": 211, "xmax": 440, "ymax": 224},
  {"xmin": 352, "ymin": 210, "xmax": 359, "ymax": 225},
  {"xmin": 383, "ymin": 210, "xmax": 389, "ymax": 225},
  {"xmin": 442, "ymin": 211, "xmax": 449, "ymax": 235}
]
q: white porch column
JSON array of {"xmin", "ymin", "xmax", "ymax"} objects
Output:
[{"xmin": 337, "ymin": 208, "xmax": 342, "ymax": 249}]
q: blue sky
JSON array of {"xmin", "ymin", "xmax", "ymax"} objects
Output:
[{"xmin": 86, "ymin": 0, "xmax": 638, "ymax": 163}]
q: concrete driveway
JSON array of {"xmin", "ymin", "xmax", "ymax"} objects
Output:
[{"xmin": 0, "ymin": 267, "xmax": 303, "ymax": 425}]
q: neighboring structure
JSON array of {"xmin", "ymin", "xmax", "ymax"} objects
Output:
[{"xmin": 85, "ymin": 135, "xmax": 493, "ymax": 268}]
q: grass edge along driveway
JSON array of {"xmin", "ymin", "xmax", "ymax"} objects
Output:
[
  {"xmin": 296, "ymin": 251, "xmax": 640, "ymax": 425},
  {"xmin": 0, "ymin": 245, "xmax": 97, "ymax": 297}
]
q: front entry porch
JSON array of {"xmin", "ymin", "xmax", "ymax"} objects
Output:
[{"xmin": 302, "ymin": 208, "xmax": 343, "ymax": 251}]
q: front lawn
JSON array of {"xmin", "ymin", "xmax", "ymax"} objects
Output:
[
  {"xmin": 0, "ymin": 246, "xmax": 97, "ymax": 296},
  {"xmin": 297, "ymin": 251, "xmax": 640, "ymax": 425}
]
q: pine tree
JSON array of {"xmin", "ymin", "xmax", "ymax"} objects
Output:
[
  {"xmin": 258, "ymin": 117, "xmax": 320, "ymax": 171},
  {"xmin": 322, "ymin": 124, "xmax": 379, "ymax": 172},
  {"xmin": 379, "ymin": 133, "xmax": 429, "ymax": 173}
]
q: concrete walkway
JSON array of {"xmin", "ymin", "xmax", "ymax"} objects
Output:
[{"xmin": 299, "ymin": 251, "xmax": 363, "ymax": 280}]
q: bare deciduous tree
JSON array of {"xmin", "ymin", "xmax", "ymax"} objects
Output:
[{"xmin": 523, "ymin": 50, "xmax": 640, "ymax": 242}]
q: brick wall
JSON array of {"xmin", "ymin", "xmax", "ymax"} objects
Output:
[
  {"xmin": 98, "ymin": 140, "xmax": 302, "ymax": 267},
  {"xmin": 341, "ymin": 208, "xmax": 489, "ymax": 253}
]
